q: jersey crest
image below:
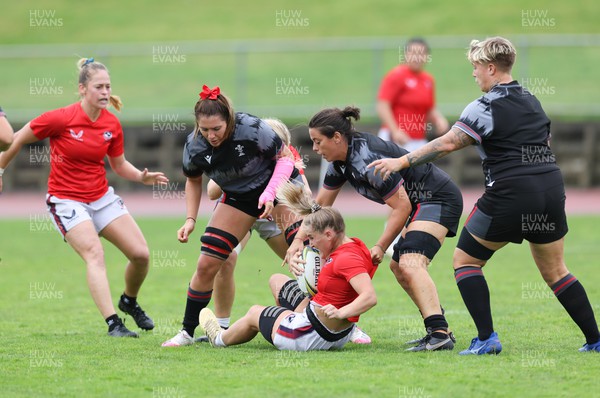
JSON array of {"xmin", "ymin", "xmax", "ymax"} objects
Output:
[
  {"xmin": 69, "ymin": 129, "xmax": 84, "ymax": 141},
  {"xmin": 235, "ymin": 144, "xmax": 245, "ymax": 157}
]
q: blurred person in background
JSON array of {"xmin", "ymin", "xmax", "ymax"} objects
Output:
[
  {"xmin": 376, "ymin": 37, "xmax": 449, "ymax": 256},
  {"xmin": 376, "ymin": 37, "xmax": 448, "ymax": 152}
]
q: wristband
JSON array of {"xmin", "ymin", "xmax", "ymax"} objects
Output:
[
  {"xmin": 186, "ymin": 217, "xmax": 196, "ymax": 223},
  {"xmin": 374, "ymin": 243, "xmax": 385, "ymax": 251},
  {"xmin": 0, "ymin": 168, "xmax": 4, "ymax": 177}
]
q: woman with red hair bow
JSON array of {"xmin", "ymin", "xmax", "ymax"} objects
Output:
[{"xmin": 163, "ymin": 85, "xmax": 302, "ymax": 347}]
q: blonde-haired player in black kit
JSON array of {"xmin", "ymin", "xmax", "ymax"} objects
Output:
[{"xmin": 370, "ymin": 36, "xmax": 600, "ymax": 354}]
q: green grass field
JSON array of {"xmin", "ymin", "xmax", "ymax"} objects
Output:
[
  {"xmin": 2, "ymin": 1, "xmax": 600, "ymax": 397},
  {"xmin": 1, "ymin": 0, "xmax": 599, "ymax": 122},
  {"xmin": 1, "ymin": 216, "xmax": 599, "ymax": 398}
]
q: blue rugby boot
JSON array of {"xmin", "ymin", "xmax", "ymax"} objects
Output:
[{"xmin": 459, "ymin": 331, "xmax": 502, "ymax": 355}]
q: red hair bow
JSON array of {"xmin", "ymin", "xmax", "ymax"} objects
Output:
[{"xmin": 199, "ymin": 85, "xmax": 220, "ymax": 100}]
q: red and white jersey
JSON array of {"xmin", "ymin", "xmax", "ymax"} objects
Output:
[
  {"xmin": 311, "ymin": 238, "xmax": 377, "ymax": 323},
  {"xmin": 378, "ymin": 64, "xmax": 435, "ymax": 140},
  {"xmin": 30, "ymin": 102, "xmax": 124, "ymax": 202}
]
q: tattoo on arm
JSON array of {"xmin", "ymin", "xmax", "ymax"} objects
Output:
[
  {"xmin": 406, "ymin": 139, "xmax": 446, "ymax": 167},
  {"xmin": 450, "ymin": 128, "xmax": 476, "ymax": 149},
  {"xmin": 407, "ymin": 150, "xmax": 444, "ymax": 167},
  {"xmin": 406, "ymin": 127, "xmax": 474, "ymax": 167}
]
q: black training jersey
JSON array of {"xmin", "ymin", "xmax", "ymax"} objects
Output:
[
  {"xmin": 323, "ymin": 132, "xmax": 451, "ymax": 205},
  {"xmin": 454, "ymin": 81, "xmax": 559, "ymax": 187},
  {"xmin": 182, "ymin": 112, "xmax": 283, "ymax": 194}
]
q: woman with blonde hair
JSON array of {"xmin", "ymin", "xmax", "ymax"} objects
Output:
[
  {"xmin": 199, "ymin": 182, "xmax": 378, "ymax": 351},
  {"xmin": 0, "ymin": 58, "xmax": 168, "ymax": 337}
]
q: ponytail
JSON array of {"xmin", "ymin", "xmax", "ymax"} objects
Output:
[
  {"xmin": 308, "ymin": 106, "xmax": 360, "ymax": 138},
  {"xmin": 277, "ymin": 181, "xmax": 345, "ymax": 235},
  {"xmin": 109, "ymin": 95, "xmax": 123, "ymax": 112}
]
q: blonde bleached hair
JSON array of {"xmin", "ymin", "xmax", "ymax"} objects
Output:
[
  {"xmin": 77, "ymin": 58, "xmax": 123, "ymax": 111},
  {"xmin": 467, "ymin": 37, "xmax": 516, "ymax": 72},
  {"xmin": 263, "ymin": 118, "xmax": 291, "ymax": 146},
  {"xmin": 264, "ymin": 117, "xmax": 306, "ymax": 170},
  {"xmin": 277, "ymin": 181, "xmax": 345, "ymax": 235}
]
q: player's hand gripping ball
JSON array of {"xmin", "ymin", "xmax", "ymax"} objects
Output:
[{"xmin": 296, "ymin": 246, "xmax": 322, "ymax": 297}]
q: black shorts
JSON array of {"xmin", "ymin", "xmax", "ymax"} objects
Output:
[
  {"xmin": 465, "ymin": 170, "xmax": 568, "ymax": 244},
  {"xmin": 219, "ymin": 173, "xmax": 303, "ymax": 218},
  {"xmin": 218, "ymin": 191, "xmax": 264, "ymax": 218},
  {"xmin": 408, "ymin": 179, "xmax": 463, "ymax": 237}
]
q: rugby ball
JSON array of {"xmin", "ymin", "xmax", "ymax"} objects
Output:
[{"xmin": 296, "ymin": 246, "xmax": 322, "ymax": 297}]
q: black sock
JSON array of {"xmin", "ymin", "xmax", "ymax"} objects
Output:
[
  {"xmin": 424, "ymin": 314, "xmax": 448, "ymax": 339},
  {"xmin": 455, "ymin": 266, "xmax": 494, "ymax": 341},
  {"xmin": 105, "ymin": 314, "xmax": 121, "ymax": 332},
  {"xmin": 552, "ymin": 274, "xmax": 600, "ymax": 344},
  {"xmin": 121, "ymin": 293, "xmax": 137, "ymax": 306},
  {"xmin": 182, "ymin": 286, "xmax": 213, "ymax": 337}
]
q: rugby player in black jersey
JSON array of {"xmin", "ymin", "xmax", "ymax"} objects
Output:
[
  {"xmin": 163, "ymin": 86, "xmax": 301, "ymax": 347},
  {"xmin": 370, "ymin": 37, "xmax": 600, "ymax": 354},
  {"xmin": 288, "ymin": 105, "xmax": 463, "ymax": 351}
]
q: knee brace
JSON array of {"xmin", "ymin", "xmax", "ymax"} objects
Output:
[
  {"xmin": 456, "ymin": 227, "xmax": 495, "ymax": 260},
  {"xmin": 200, "ymin": 227, "xmax": 240, "ymax": 260},
  {"xmin": 396, "ymin": 230, "xmax": 442, "ymax": 261}
]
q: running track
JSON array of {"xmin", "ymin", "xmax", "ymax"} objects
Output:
[{"xmin": 1, "ymin": 188, "xmax": 599, "ymax": 218}]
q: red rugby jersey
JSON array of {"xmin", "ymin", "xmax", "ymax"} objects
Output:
[
  {"xmin": 378, "ymin": 64, "xmax": 435, "ymax": 140},
  {"xmin": 312, "ymin": 238, "xmax": 377, "ymax": 323},
  {"xmin": 30, "ymin": 102, "xmax": 124, "ymax": 202}
]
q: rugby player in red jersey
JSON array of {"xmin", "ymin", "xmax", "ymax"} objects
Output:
[{"xmin": 0, "ymin": 58, "xmax": 168, "ymax": 337}]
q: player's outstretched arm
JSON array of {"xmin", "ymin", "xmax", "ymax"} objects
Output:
[
  {"xmin": 0, "ymin": 113, "xmax": 14, "ymax": 151},
  {"xmin": 0, "ymin": 123, "xmax": 39, "ymax": 192},
  {"xmin": 369, "ymin": 127, "xmax": 475, "ymax": 180},
  {"xmin": 108, "ymin": 154, "xmax": 169, "ymax": 186}
]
